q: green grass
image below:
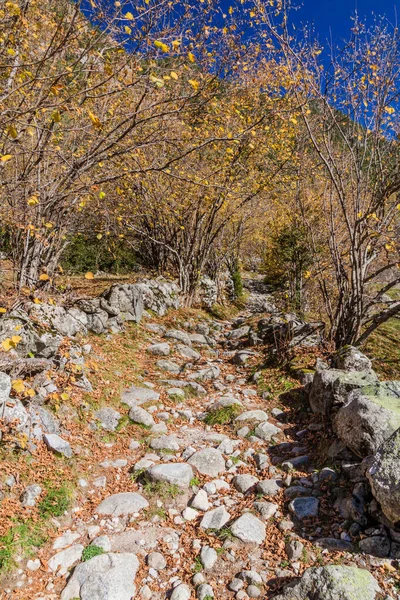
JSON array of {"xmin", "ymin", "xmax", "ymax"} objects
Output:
[
  {"xmin": 204, "ymin": 404, "xmax": 241, "ymax": 426},
  {"xmin": 38, "ymin": 483, "xmax": 73, "ymax": 518},
  {"xmin": 143, "ymin": 481, "xmax": 181, "ymax": 499},
  {"xmin": 363, "ymin": 317, "xmax": 400, "ymax": 379},
  {"xmin": 82, "ymin": 545, "xmax": 104, "ymax": 562},
  {"xmin": 0, "ymin": 519, "xmax": 49, "ymax": 571},
  {"xmin": 190, "ymin": 476, "xmax": 201, "ymax": 487}
]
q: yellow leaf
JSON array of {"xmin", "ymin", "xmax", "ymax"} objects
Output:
[
  {"xmin": 124, "ymin": 26, "xmax": 132, "ymax": 34},
  {"xmin": 33, "ymin": 297, "xmax": 41, "ymax": 304},
  {"xmin": 1, "ymin": 339, "xmax": 12, "ymax": 352},
  {"xmin": 385, "ymin": 106, "xmax": 395, "ymax": 115},
  {"xmin": 60, "ymin": 392, "xmax": 70, "ymax": 401},
  {"xmin": 39, "ymin": 273, "xmax": 50, "ymax": 281},
  {"xmin": 154, "ymin": 40, "xmax": 169, "ymax": 53},
  {"xmin": 52, "ymin": 110, "xmax": 61, "ymax": 123},
  {"xmin": 20, "ymin": 286, "xmax": 30, "ymax": 295},
  {"xmin": 124, "ymin": 11, "xmax": 133, "ymax": 19},
  {"xmin": 88, "ymin": 111, "xmax": 102, "ymax": 129},
  {"xmin": 26, "ymin": 388, "xmax": 35, "ymax": 398},
  {"xmin": 170, "ymin": 71, "xmax": 178, "ymax": 80},
  {"xmin": 172, "ymin": 40, "xmax": 180, "ymax": 50},
  {"xmin": 0, "ymin": 155, "xmax": 12, "ymax": 162},
  {"xmin": 7, "ymin": 125, "xmax": 18, "ymax": 139},
  {"xmin": 27, "ymin": 195, "xmax": 39, "ymax": 206},
  {"xmin": 96, "ymin": 233, "xmax": 103, "ymax": 239},
  {"xmin": 99, "ymin": 191, "xmax": 106, "ymax": 199},
  {"xmin": 11, "ymin": 336, "xmax": 21, "ymax": 345},
  {"xmin": 188, "ymin": 52, "xmax": 195, "ymax": 63},
  {"xmin": 12, "ymin": 379, "xmax": 25, "ymax": 393},
  {"xmin": 85, "ymin": 272, "xmax": 94, "ymax": 280},
  {"xmin": 188, "ymin": 79, "xmax": 199, "ymax": 91},
  {"xmin": 7, "ymin": 48, "xmax": 16, "ymax": 56},
  {"xmin": 0, "ymin": 308, "xmax": 6, "ymax": 314},
  {"xmin": 44, "ymin": 222, "xmax": 53, "ymax": 228}
]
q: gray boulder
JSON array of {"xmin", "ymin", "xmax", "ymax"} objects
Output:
[
  {"xmin": 334, "ymin": 390, "xmax": 400, "ymax": 457},
  {"xmin": 231, "ymin": 513, "xmax": 266, "ymax": 544},
  {"xmin": 129, "ymin": 407, "xmax": 154, "ymax": 428},
  {"xmin": 367, "ymin": 427, "xmax": 400, "ymax": 524},
  {"xmin": 188, "ymin": 448, "xmax": 225, "ymax": 477},
  {"xmin": 289, "ymin": 497, "xmax": 319, "ymax": 520},
  {"xmin": 187, "ymin": 365, "xmax": 220, "ymax": 381},
  {"xmin": 200, "ymin": 506, "xmax": 230, "ymax": 530},
  {"xmin": 147, "ymin": 343, "xmax": 170, "ymax": 356},
  {"xmin": 146, "ymin": 463, "xmax": 194, "ymax": 488},
  {"xmin": 309, "ymin": 369, "xmax": 378, "ymax": 415},
  {"xmin": 60, "ymin": 552, "xmax": 139, "ymax": 600},
  {"xmin": 272, "ymin": 566, "xmax": 381, "ymax": 600},
  {"xmin": 0, "ymin": 372, "xmax": 11, "ymax": 401},
  {"xmin": 175, "ymin": 344, "xmax": 201, "ymax": 361},
  {"xmin": 102, "ymin": 283, "xmax": 144, "ymax": 323},
  {"xmin": 97, "ymin": 493, "xmax": 149, "ymax": 517},
  {"xmin": 156, "ymin": 359, "xmax": 181, "ymax": 374},
  {"xmin": 43, "ymin": 433, "xmax": 73, "ymax": 458},
  {"xmin": 254, "ymin": 421, "xmax": 281, "ymax": 441},
  {"xmin": 164, "ymin": 329, "xmax": 192, "ymax": 346},
  {"xmin": 121, "ymin": 385, "xmax": 160, "ymax": 407},
  {"xmin": 332, "ymin": 346, "xmax": 372, "ymax": 372},
  {"xmin": 95, "ymin": 408, "xmax": 121, "ymax": 432}
]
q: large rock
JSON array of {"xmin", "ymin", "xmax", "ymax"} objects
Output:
[
  {"xmin": 200, "ymin": 506, "xmax": 230, "ymax": 530},
  {"xmin": 121, "ymin": 386, "xmax": 160, "ymax": 408},
  {"xmin": 367, "ymin": 427, "xmax": 400, "ymax": 525},
  {"xmin": 332, "ymin": 346, "xmax": 372, "ymax": 372},
  {"xmin": 43, "ymin": 433, "xmax": 73, "ymax": 458},
  {"xmin": 136, "ymin": 278, "xmax": 180, "ymax": 316},
  {"xmin": 188, "ymin": 448, "xmax": 225, "ymax": 477},
  {"xmin": 187, "ymin": 365, "xmax": 220, "ymax": 382},
  {"xmin": 97, "ymin": 493, "xmax": 149, "ymax": 517},
  {"xmin": 0, "ymin": 372, "xmax": 11, "ymax": 401},
  {"xmin": 146, "ymin": 463, "xmax": 194, "ymax": 488},
  {"xmin": 309, "ymin": 369, "xmax": 378, "ymax": 415},
  {"xmin": 272, "ymin": 565, "xmax": 381, "ymax": 600},
  {"xmin": 231, "ymin": 513, "xmax": 266, "ymax": 544},
  {"xmin": 60, "ymin": 552, "xmax": 139, "ymax": 600},
  {"xmin": 334, "ymin": 389, "xmax": 400, "ymax": 457},
  {"xmin": 254, "ymin": 421, "xmax": 281, "ymax": 441},
  {"xmin": 102, "ymin": 283, "xmax": 144, "ymax": 323}
]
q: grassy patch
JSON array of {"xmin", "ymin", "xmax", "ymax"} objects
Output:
[
  {"xmin": 0, "ymin": 519, "xmax": 49, "ymax": 571},
  {"xmin": 204, "ymin": 404, "xmax": 241, "ymax": 426},
  {"xmin": 143, "ymin": 480, "xmax": 181, "ymax": 499},
  {"xmin": 38, "ymin": 483, "xmax": 73, "ymax": 519},
  {"xmin": 82, "ymin": 545, "xmax": 104, "ymax": 562},
  {"xmin": 363, "ymin": 317, "xmax": 400, "ymax": 379}
]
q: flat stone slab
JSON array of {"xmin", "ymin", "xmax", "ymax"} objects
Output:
[
  {"xmin": 200, "ymin": 506, "xmax": 230, "ymax": 530},
  {"xmin": 43, "ymin": 433, "xmax": 73, "ymax": 458},
  {"xmin": 122, "ymin": 386, "xmax": 160, "ymax": 408},
  {"xmin": 188, "ymin": 448, "xmax": 225, "ymax": 477},
  {"xmin": 231, "ymin": 513, "xmax": 266, "ymax": 544},
  {"xmin": 146, "ymin": 463, "xmax": 194, "ymax": 488},
  {"xmin": 97, "ymin": 493, "xmax": 149, "ymax": 517},
  {"xmin": 289, "ymin": 496, "xmax": 319, "ymax": 520},
  {"xmin": 61, "ymin": 552, "xmax": 139, "ymax": 600},
  {"xmin": 236, "ymin": 410, "xmax": 268, "ymax": 423},
  {"xmin": 254, "ymin": 421, "xmax": 281, "ymax": 441}
]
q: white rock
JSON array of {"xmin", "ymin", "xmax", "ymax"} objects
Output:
[
  {"xmin": 191, "ymin": 490, "xmax": 210, "ymax": 511},
  {"xmin": 200, "ymin": 546, "xmax": 217, "ymax": 569},
  {"xmin": 48, "ymin": 544, "xmax": 84, "ymax": 576}
]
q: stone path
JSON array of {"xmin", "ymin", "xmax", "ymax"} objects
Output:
[{"xmin": 1, "ymin": 288, "xmax": 397, "ymax": 599}]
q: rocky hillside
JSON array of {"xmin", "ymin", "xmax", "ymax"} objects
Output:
[{"xmin": 0, "ymin": 278, "xmax": 399, "ymax": 599}]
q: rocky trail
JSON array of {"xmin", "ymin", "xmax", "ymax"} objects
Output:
[{"xmin": 0, "ymin": 279, "xmax": 399, "ymax": 599}]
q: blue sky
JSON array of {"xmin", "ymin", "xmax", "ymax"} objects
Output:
[{"xmin": 288, "ymin": 0, "xmax": 399, "ymax": 42}]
